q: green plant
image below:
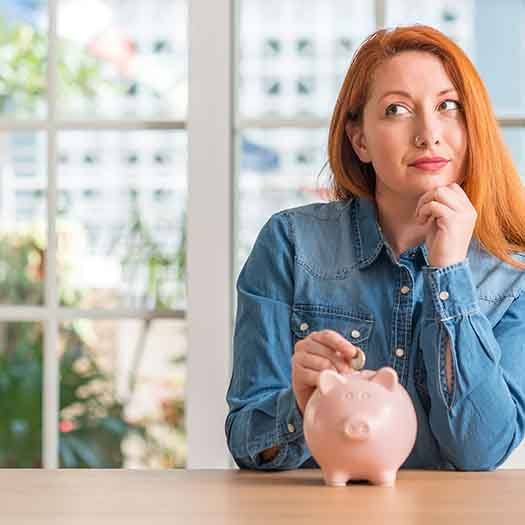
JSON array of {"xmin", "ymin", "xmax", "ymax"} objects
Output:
[
  {"xmin": 120, "ymin": 202, "xmax": 187, "ymax": 309},
  {"xmin": 58, "ymin": 324, "xmax": 147, "ymax": 468},
  {"xmin": 0, "ymin": 224, "xmax": 186, "ymax": 468},
  {"xmin": 0, "ymin": 15, "xmax": 187, "ymax": 467},
  {"xmin": 0, "ymin": 16, "xmax": 114, "ymax": 114},
  {"xmin": 0, "ymin": 323, "xmax": 42, "ymax": 467}
]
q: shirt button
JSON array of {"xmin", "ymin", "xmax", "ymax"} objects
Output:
[
  {"xmin": 410, "ymin": 252, "xmax": 416, "ymax": 257},
  {"xmin": 400, "ymin": 286, "xmax": 410, "ymax": 294},
  {"xmin": 439, "ymin": 291, "xmax": 450, "ymax": 301},
  {"xmin": 351, "ymin": 329, "xmax": 361, "ymax": 338},
  {"xmin": 300, "ymin": 322, "xmax": 309, "ymax": 331},
  {"xmin": 287, "ymin": 423, "xmax": 295, "ymax": 433},
  {"xmin": 395, "ymin": 348, "xmax": 405, "ymax": 358}
]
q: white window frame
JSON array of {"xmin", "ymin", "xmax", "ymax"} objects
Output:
[{"xmin": 0, "ymin": 0, "xmax": 214, "ymax": 468}]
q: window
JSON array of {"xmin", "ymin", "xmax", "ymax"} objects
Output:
[
  {"xmin": 236, "ymin": 0, "xmax": 525, "ymax": 469},
  {"xmin": 2, "ymin": 0, "xmax": 524, "ymax": 471},
  {"xmin": 0, "ymin": 0, "xmax": 188, "ymax": 469}
]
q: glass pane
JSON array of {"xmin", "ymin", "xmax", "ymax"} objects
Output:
[
  {"xmin": 501, "ymin": 127, "xmax": 525, "ymax": 182},
  {"xmin": 56, "ymin": 130, "xmax": 187, "ymax": 310},
  {"xmin": 239, "ymin": 0, "xmax": 375, "ymax": 119},
  {"xmin": 57, "ymin": 0, "xmax": 188, "ymax": 119},
  {"xmin": 238, "ymin": 128, "xmax": 330, "ymax": 271},
  {"xmin": 385, "ymin": 0, "xmax": 525, "ymax": 115},
  {"xmin": 0, "ymin": 132, "xmax": 47, "ymax": 305},
  {"xmin": 0, "ymin": 322, "xmax": 43, "ymax": 467},
  {"xmin": 59, "ymin": 318, "xmax": 186, "ymax": 468},
  {"xmin": 0, "ymin": 1, "xmax": 48, "ymax": 118}
]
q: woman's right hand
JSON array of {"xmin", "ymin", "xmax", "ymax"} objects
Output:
[{"xmin": 292, "ymin": 330, "xmax": 361, "ymax": 416}]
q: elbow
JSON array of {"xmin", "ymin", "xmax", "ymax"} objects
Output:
[
  {"xmin": 225, "ymin": 412, "xmax": 264, "ymax": 470},
  {"xmin": 451, "ymin": 433, "xmax": 523, "ymax": 472},
  {"xmin": 225, "ymin": 413, "xmax": 251, "ymax": 469},
  {"xmin": 451, "ymin": 457, "xmax": 498, "ymax": 472}
]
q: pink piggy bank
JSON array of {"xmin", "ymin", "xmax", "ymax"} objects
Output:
[{"xmin": 303, "ymin": 367, "xmax": 417, "ymax": 487}]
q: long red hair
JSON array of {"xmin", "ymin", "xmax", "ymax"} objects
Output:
[{"xmin": 327, "ymin": 24, "xmax": 525, "ymax": 270}]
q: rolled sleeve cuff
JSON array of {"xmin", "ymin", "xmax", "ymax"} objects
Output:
[
  {"xmin": 422, "ymin": 258, "xmax": 481, "ymax": 321},
  {"xmin": 276, "ymin": 386, "xmax": 305, "ymax": 444},
  {"xmin": 247, "ymin": 387, "xmax": 308, "ymax": 470}
]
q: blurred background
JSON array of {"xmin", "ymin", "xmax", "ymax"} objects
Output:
[{"xmin": 0, "ymin": 0, "xmax": 524, "ymax": 469}]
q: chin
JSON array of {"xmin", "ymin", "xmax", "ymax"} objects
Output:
[{"xmin": 415, "ymin": 174, "xmax": 455, "ymax": 187}]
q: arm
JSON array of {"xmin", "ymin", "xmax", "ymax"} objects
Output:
[
  {"xmin": 420, "ymin": 258, "xmax": 525, "ymax": 470},
  {"xmin": 225, "ymin": 212, "xmax": 311, "ymax": 470}
]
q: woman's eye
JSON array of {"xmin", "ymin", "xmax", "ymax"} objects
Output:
[
  {"xmin": 439, "ymin": 99, "xmax": 462, "ymax": 111},
  {"xmin": 385, "ymin": 104, "xmax": 409, "ymax": 116}
]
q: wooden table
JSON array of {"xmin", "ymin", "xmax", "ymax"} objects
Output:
[{"xmin": 2, "ymin": 468, "xmax": 524, "ymax": 524}]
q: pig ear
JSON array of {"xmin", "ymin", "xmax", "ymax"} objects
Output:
[
  {"xmin": 370, "ymin": 367, "xmax": 398, "ymax": 392},
  {"xmin": 319, "ymin": 369, "xmax": 346, "ymax": 395}
]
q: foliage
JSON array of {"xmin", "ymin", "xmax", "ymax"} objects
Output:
[
  {"xmin": 0, "ymin": 14, "xmax": 188, "ymax": 468},
  {"xmin": 0, "ymin": 223, "xmax": 187, "ymax": 468},
  {"xmin": 120, "ymin": 202, "xmax": 187, "ymax": 309},
  {"xmin": 0, "ymin": 16, "xmax": 114, "ymax": 114}
]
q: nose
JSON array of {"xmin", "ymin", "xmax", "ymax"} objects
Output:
[
  {"xmin": 344, "ymin": 419, "xmax": 370, "ymax": 441},
  {"xmin": 413, "ymin": 111, "xmax": 442, "ymax": 148}
]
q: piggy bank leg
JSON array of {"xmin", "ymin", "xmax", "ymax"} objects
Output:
[
  {"xmin": 322, "ymin": 468, "xmax": 350, "ymax": 487},
  {"xmin": 369, "ymin": 470, "xmax": 397, "ymax": 487}
]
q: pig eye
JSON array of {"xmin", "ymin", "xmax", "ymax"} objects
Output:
[
  {"xmin": 344, "ymin": 392, "xmax": 355, "ymax": 400},
  {"xmin": 359, "ymin": 392, "xmax": 371, "ymax": 400}
]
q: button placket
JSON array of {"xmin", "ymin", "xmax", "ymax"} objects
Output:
[{"xmin": 391, "ymin": 266, "xmax": 413, "ymax": 384}]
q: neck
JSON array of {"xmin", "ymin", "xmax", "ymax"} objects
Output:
[{"xmin": 373, "ymin": 191, "xmax": 428, "ymax": 259}]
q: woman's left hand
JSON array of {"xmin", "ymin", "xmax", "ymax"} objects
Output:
[{"xmin": 415, "ymin": 182, "xmax": 478, "ymax": 268}]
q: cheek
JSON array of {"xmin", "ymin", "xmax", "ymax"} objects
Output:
[
  {"xmin": 369, "ymin": 128, "xmax": 407, "ymax": 168},
  {"xmin": 446, "ymin": 121, "xmax": 468, "ymax": 159}
]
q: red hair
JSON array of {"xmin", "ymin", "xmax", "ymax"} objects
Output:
[{"xmin": 327, "ymin": 24, "xmax": 525, "ymax": 270}]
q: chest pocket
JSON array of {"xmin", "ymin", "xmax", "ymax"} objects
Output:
[{"xmin": 291, "ymin": 304, "xmax": 373, "ymax": 352}]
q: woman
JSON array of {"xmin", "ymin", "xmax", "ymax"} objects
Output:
[{"xmin": 225, "ymin": 24, "xmax": 525, "ymax": 471}]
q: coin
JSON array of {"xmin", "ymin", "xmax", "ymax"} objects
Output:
[{"xmin": 351, "ymin": 348, "xmax": 366, "ymax": 370}]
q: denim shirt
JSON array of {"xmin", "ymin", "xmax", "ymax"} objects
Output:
[{"xmin": 225, "ymin": 197, "xmax": 525, "ymax": 471}]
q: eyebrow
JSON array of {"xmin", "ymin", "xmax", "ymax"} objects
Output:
[{"xmin": 379, "ymin": 88, "xmax": 457, "ymax": 102}]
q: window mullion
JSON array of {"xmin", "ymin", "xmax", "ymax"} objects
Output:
[
  {"xmin": 187, "ymin": 0, "xmax": 234, "ymax": 468},
  {"xmin": 375, "ymin": 0, "xmax": 386, "ymax": 28},
  {"xmin": 43, "ymin": 0, "xmax": 59, "ymax": 469}
]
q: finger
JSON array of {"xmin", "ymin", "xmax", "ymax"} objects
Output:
[
  {"xmin": 295, "ymin": 366, "xmax": 321, "ymax": 388},
  {"xmin": 414, "ymin": 190, "xmax": 436, "ymax": 217},
  {"xmin": 299, "ymin": 351, "xmax": 341, "ymax": 373},
  {"xmin": 300, "ymin": 339, "xmax": 351, "ymax": 373},
  {"xmin": 309, "ymin": 330, "xmax": 359, "ymax": 363},
  {"xmin": 415, "ymin": 185, "xmax": 460, "ymax": 217},
  {"xmin": 416, "ymin": 200, "xmax": 453, "ymax": 224},
  {"xmin": 449, "ymin": 182, "xmax": 473, "ymax": 206},
  {"xmin": 430, "ymin": 185, "xmax": 462, "ymax": 212}
]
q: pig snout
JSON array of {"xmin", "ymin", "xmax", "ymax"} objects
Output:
[{"xmin": 343, "ymin": 419, "xmax": 370, "ymax": 441}]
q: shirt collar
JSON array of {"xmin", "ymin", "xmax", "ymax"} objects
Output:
[{"xmin": 351, "ymin": 196, "xmax": 430, "ymax": 268}]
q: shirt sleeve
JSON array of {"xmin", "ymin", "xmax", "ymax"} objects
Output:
[
  {"xmin": 225, "ymin": 211, "xmax": 312, "ymax": 470},
  {"xmin": 420, "ymin": 258, "xmax": 525, "ymax": 470}
]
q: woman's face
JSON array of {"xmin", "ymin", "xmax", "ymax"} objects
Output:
[{"xmin": 346, "ymin": 50, "xmax": 467, "ymax": 201}]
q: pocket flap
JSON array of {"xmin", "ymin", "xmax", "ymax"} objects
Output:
[{"xmin": 291, "ymin": 305, "xmax": 373, "ymax": 346}]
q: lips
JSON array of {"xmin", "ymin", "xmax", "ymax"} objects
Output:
[{"xmin": 410, "ymin": 160, "xmax": 449, "ymax": 171}]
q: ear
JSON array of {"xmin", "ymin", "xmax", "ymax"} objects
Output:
[
  {"xmin": 345, "ymin": 120, "xmax": 372, "ymax": 163},
  {"xmin": 370, "ymin": 367, "xmax": 398, "ymax": 392},
  {"xmin": 319, "ymin": 369, "xmax": 346, "ymax": 395}
]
